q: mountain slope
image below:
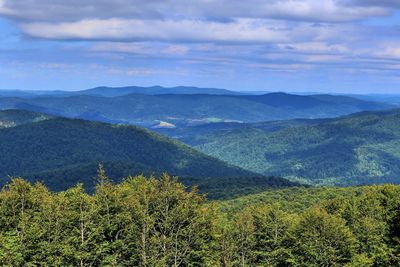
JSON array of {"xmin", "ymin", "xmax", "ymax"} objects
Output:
[
  {"xmin": 190, "ymin": 109, "xmax": 400, "ymax": 186},
  {"xmin": 0, "ymin": 110, "xmax": 295, "ymax": 195},
  {"xmin": 0, "ymin": 109, "xmax": 52, "ymax": 128},
  {"xmin": 0, "ymin": 92, "xmax": 390, "ymax": 127},
  {"xmin": 156, "ymin": 118, "xmax": 328, "ymax": 145}
]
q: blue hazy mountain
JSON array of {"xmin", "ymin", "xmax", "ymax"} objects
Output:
[
  {"xmin": 0, "ymin": 92, "xmax": 390, "ymax": 128},
  {"xmin": 0, "ymin": 85, "xmax": 244, "ymax": 98},
  {"xmin": 79, "ymin": 85, "xmax": 245, "ymax": 96}
]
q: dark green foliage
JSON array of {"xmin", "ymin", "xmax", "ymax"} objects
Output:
[
  {"xmin": 156, "ymin": 118, "xmax": 326, "ymax": 146},
  {"xmin": 218, "ymin": 184, "xmax": 400, "ymax": 266},
  {"xmin": 293, "ymin": 208, "xmax": 356, "ymax": 266},
  {"xmin": 194, "ymin": 176, "xmax": 300, "ymax": 200},
  {"xmin": 0, "ymin": 110, "xmax": 296, "ymax": 196},
  {"xmin": 0, "ymin": 109, "xmax": 52, "ymax": 128},
  {"xmin": 193, "ymin": 108, "xmax": 400, "ymax": 186},
  {"xmin": 219, "ymin": 186, "xmax": 364, "ymax": 213},
  {"xmin": 1, "ymin": 177, "xmax": 400, "ymax": 266},
  {"xmin": 0, "ymin": 175, "xmax": 218, "ymax": 266}
]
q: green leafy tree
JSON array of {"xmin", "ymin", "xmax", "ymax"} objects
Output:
[
  {"xmin": 232, "ymin": 207, "xmax": 255, "ymax": 266},
  {"xmin": 251, "ymin": 204, "xmax": 297, "ymax": 266},
  {"xmin": 0, "ymin": 231, "xmax": 24, "ymax": 266},
  {"xmin": 293, "ymin": 207, "xmax": 356, "ymax": 266}
]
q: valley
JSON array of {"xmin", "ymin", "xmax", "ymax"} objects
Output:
[
  {"xmin": 1, "ymin": 0, "xmax": 399, "ymax": 264},
  {"xmin": 169, "ymin": 109, "xmax": 400, "ymax": 186},
  {"xmin": 1, "ymin": 88, "xmax": 400, "ymax": 266},
  {"xmin": 0, "ymin": 90, "xmax": 390, "ymax": 128},
  {"xmin": 1, "ymin": 87, "xmax": 399, "ymax": 189},
  {"xmin": 0, "ymin": 109, "xmax": 296, "ymax": 198}
]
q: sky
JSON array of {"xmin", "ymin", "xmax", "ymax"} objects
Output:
[{"xmin": 0, "ymin": 0, "xmax": 399, "ymax": 93}]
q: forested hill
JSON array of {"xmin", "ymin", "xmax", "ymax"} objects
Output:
[
  {"xmin": 0, "ymin": 109, "xmax": 295, "ymax": 195},
  {"xmin": 190, "ymin": 108, "xmax": 400, "ymax": 186},
  {"xmin": 156, "ymin": 118, "xmax": 328, "ymax": 145},
  {"xmin": 0, "ymin": 109, "xmax": 52, "ymax": 128},
  {"xmin": 0, "ymin": 92, "xmax": 390, "ymax": 127}
]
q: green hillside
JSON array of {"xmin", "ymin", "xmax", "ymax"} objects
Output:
[
  {"xmin": 156, "ymin": 118, "xmax": 327, "ymax": 145},
  {"xmin": 192, "ymin": 109, "xmax": 400, "ymax": 186},
  {"xmin": 0, "ymin": 109, "xmax": 52, "ymax": 128},
  {"xmin": 219, "ymin": 186, "xmax": 368, "ymax": 212},
  {"xmin": 0, "ymin": 110, "xmax": 295, "ymax": 196}
]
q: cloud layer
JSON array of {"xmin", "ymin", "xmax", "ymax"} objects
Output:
[
  {"xmin": 0, "ymin": 0, "xmax": 399, "ymax": 92},
  {"xmin": 0, "ymin": 0, "xmax": 396, "ymax": 22},
  {"xmin": 20, "ymin": 19, "xmax": 291, "ymax": 43}
]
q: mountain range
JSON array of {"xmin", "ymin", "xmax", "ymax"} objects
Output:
[
  {"xmin": 1, "ymin": 86, "xmax": 399, "ymax": 191},
  {"xmin": 0, "ymin": 91, "xmax": 390, "ymax": 128},
  {"xmin": 160, "ymin": 109, "xmax": 400, "ymax": 186},
  {"xmin": 0, "ymin": 86, "xmax": 243, "ymax": 98},
  {"xmin": 0, "ymin": 109, "xmax": 295, "ymax": 198},
  {"xmin": 2, "ymin": 85, "xmax": 399, "ymax": 104}
]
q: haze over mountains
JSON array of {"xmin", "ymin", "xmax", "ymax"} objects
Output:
[
  {"xmin": 0, "ymin": 86, "xmax": 391, "ymax": 128},
  {"xmin": 3, "ymin": 85, "xmax": 400, "ymax": 265},
  {"xmin": 1, "ymin": 85, "xmax": 400, "ymax": 193},
  {"xmin": 0, "ymin": 86, "xmax": 243, "ymax": 98},
  {"xmin": 2, "ymin": 0, "xmax": 400, "ymax": 264},
  {"xmin": 2, "ymin": 86, "xmax": 400, "ymax": 104}
]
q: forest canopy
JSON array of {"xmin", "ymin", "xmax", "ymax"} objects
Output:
[{"xmin": 1, "ymin": 172, "xmax": 400, "ymax": 266}]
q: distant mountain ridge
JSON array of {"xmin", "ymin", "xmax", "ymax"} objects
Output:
[
  {"xmin": 0, "ymin": 92, "xmax": 390, "ymax": 127},
  {"xmin": 80, "ymin": 85, "xmax": 244, "ymax": 96},
  {"xmin": 0, "ymin": 85, "xmax": 245, "ymax": 98},
  {"xmin": 2, "ymin": 86, "xmax": 399, "ymax": 105}
]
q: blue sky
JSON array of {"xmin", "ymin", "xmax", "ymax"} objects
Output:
[{"xmin": 0, "ymin": 0, "xmax": 399, "ymax": 93}]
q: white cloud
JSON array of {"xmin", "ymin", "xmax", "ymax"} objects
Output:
[
  {"xmin": 104, "ymin": 66, "xmax": 184, "ymax": 77},
  {"xmin": 91, "ymin": 42, "xmax": 189, "ymax": 56},
  {"xmin": 279, "ymin": 42, "xmax": 350, "ymax": 53},
  {"xmin": 305, "ymin": 54, "xmax": 345, "ymax": 62},
  {"xmin": 0, "ymin": 0, "xmax": 11, "ymax": 15},
  {"xmin": 91, "ymin": 43, "xmax": 159, "ymax": 55},
  {"xmin": 376, "ymin": 42, "xmax": 400, "ymax": 59},
  {"xmin": 20, "ymin": 18, "xmax": 289, "ymax": 43},
  {"xmin": 250, "ymin": 62, "xmax": 314, "ymax": 71},
  {"xmin": 348, "ymin": 0, "xmax": 400, "ymax": 8},
  {"xmin": 0, "ymin": 0, "xmax": 393, "ymax": 23},
  {"xmin": 388, "ymin": 48, "xmax": 400, "ymax": 58},
  {"xmin": 1, "ymin": 0, "xmax": 399, "ymax": 84},
  {"xmin": 163, "ymin": 45, "xmax": 189, "ymax": 55},
  {"xmin": 244, "ymin": 0, "xmax": 387, "ymax": 22}
]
